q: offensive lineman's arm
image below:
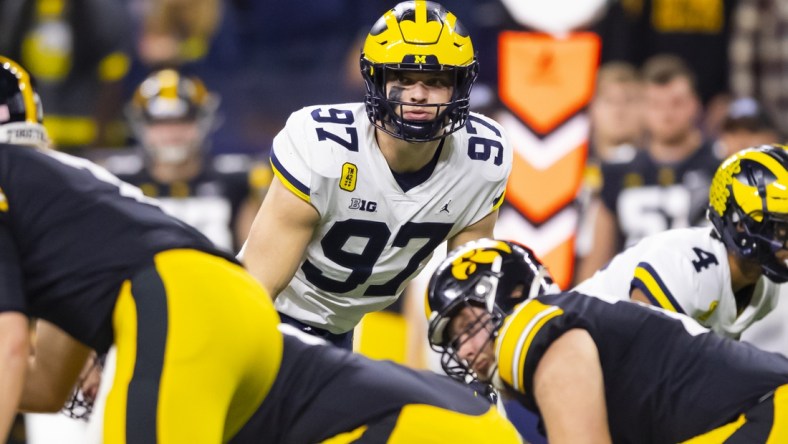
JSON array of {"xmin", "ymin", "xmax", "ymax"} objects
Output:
[
  {"xmin": 533, "ymin": 328, "xmax": 612, "ymax": 444},
  {"xmin": 447, "ymin": 210, "xmax": 499, "ymax": 251},
  {"xmin": 240, "ymin": 176, "xmax": 320, "ymax": 300},
  {"xmin": 0, "ymin": 312, "xmax": 28, "ymax": 441},
  {"xmin": 19, "ymin": 319, "xmax": 91, "ymax": 413}
]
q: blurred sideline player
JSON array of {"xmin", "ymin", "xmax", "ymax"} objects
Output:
[
  {"xmin": 714, "ymin": 97, "xmax": 781, "ymax": 159},
  {"xmin": 427, "ymin": 239, "xmax": 788, "ymax": 443},
  {"xmin": 575, "ymin": 55, "xmax": 720, "ymax": 283},
  {"xmin": 0, "ymin": 55, "xmax": 521, "ymax": 444},
  {"xmin": 575, "ymin": 62, "xmax": 644, "ymax": 266},
  {"xmin": 575, "ymin": 145, "xmax": 788, "ymax": 340},
  {"xmin": 241, "ymin": 0, "xmax": 512, "ymax": 353},
  {"xmin": 106, "ymin": 69, "xmax": 270, "ymax": 253}
]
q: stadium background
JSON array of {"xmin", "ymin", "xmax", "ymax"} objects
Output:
[{"xmin": 4, "ymin": 0, "xmax": 787, "ymax": 442}]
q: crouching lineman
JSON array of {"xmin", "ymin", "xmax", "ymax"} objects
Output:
[
  {"xmin": 575, "ymin": 144, "xmax": 788, "ymax": 340},
  {"xmin": 426, "ymin": 238, "xmax": 788, "ymax": 443},
  {"xmin": 0, "ymin": 54, "xmax": 522, "ymax": 443}
]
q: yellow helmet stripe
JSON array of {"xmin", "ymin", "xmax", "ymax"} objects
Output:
[
  {"xmin": 495, "ymin": 299, "xmax": 563, "ymax": 393},
  {"xmin": 415, "ymin": 0, "xmax": 427, "ymax": 24},
  {"xmin": 424, "ymin": 288, "xmax": 432, "ymax": 320},
  {"xmin": 363, "ymin": 1, "xmax": 474, "ymax": 66},
  {"xmin": 0, "ymin": 56, "xmax": 37, "ymax": 123},
  {"xmin": 157, "ymin": 70, "xmax": 180, "ymax": 100}
]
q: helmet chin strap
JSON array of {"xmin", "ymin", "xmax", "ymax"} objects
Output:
[{"xmin": 0, "ymin": 122, "xmax": 49, "ymax": 148}]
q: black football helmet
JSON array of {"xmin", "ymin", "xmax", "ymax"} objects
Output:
[
  {"xmin": 0, "ymin": 55, "xmax": 48, "ymax": 147},
  {"xmin": 426, "ymin": 239, "xmax": 555, "ymax": 385},
  {"xmin": 360, "ymin": 1, "xmax": 478, "ymax": 142},
  {"xmin": 708, "ymin": 144, "xmax": 788, "ymax": 283},
  {"xmin": 126, "ymin": 69, "xmax": 218, "ymax": 164}
]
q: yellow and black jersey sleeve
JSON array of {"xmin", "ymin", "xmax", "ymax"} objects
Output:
[
  {"xmin": 495, "ymin": 298, "xmax": 565, "ymax": 401},
  {"xmin": 512, "ymin": 291, "xmax": 788, "ymax": 443}
]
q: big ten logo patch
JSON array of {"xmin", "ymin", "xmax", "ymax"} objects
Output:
[
  {"xmin": 340, "ymin": 162, "xmax": 357, "ymax": 192},
  {"xmin": 349, "ymin": 198, "xmax": 377, "ymax": 212}
]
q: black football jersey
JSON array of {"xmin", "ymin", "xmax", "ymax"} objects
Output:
[
  {"xmin": 497, "ymin": 291, "xmax": 788, "ymax": 444},
  {"xmin": 0, "ymin": 144, "xmax": 233, "ymax": 352},
  {"xmin": 599, "ymin": 142, "xmax": 720, "ymax": 249}
]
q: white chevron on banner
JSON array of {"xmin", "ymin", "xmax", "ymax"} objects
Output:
[
  {"xmin": 494, "ymin": 205, "xmax": 578, "ymax": 256},
  {"xmin": 495, "ymin": 110, "xmax": 589, "ymax": 170}
]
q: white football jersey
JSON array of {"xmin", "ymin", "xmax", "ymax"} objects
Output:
[
  {"xmin": 270, "ymin": 103, "xmax": 511, "ymax": 333},
  {"xmin": 573, "ymin": 226, "xmax": 780, "ymax": 338}
]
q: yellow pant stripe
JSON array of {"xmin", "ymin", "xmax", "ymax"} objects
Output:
[
  {"xmin": 321, "ymin": 425, "xmax": 368, "ymax": 444},
  {"xmin": 387, "ymin": 405, "xmax": 521, "ymax": 443},
  {"xmin": 680, "ymin": 414, "xmax": 747, "ymax": 443},
  {"xmin": 104, "ymin": 280, "xmax": 136, "ymax": 443},
  {"xmin": 104, "ymin": 250, "xmax": 283, "ymax": 443},
  {"xmin": 768, "ymin": 385, "xmax": 788, "ymax": 443}
]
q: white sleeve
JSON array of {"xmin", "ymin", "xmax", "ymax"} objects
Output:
[
  {"xmin": 629, "ymin": 245, "xmax": 722, "ymax": 317},
  {"xmin": 270, "ymin": 109, "xmax": 314, "ymax": 203},
  {"xmin": 465, "ymin": 114, "xmax": 512, "ymax": 224}
]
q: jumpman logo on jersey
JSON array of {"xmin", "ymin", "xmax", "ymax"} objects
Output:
[{"xmin": 440, "ymin": 200, "xmax": 452, "ymax": 214}]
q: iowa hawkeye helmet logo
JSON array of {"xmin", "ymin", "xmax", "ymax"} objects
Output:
[{"xmin": 450, "ymin": 241, "xmax": 512, "ymax": 281}]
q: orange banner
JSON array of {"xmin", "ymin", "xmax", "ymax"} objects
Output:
[
  {"xmin": 506, "ymin": 141, "xmax": 588, "ymax": 224},
  {"xmin": 498, "ymin": 32, "xmax": 600, "ymax": 289},
  {"xmin": 499, "ymin": 32, "xmax": 599, "ymax": 135}
]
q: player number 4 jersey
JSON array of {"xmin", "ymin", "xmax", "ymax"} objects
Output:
[
  {"xmin": 573, "ymin": 226, "xmax": 780, "ymax": 338},
  {"xmin": 270, "ymin": 103, "xmax": 511, "ymax": 333}
]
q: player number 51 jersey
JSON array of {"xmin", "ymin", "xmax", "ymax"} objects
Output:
[
  {"xmin": 573, "ymin": 226, "xmax": 779, "ymax": 338},
  {"xmin": 270, "ymin": 103, "xmax": 511, "ymax": 333}
]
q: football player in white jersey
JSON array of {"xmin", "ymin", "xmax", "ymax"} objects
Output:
[
  {"xmin": 574, "ymin": 144, "xmax": 788, "ymax": 339},
  {"xmin": 240, "ymin": 0, "xmax": 512, "ymax": 348}
]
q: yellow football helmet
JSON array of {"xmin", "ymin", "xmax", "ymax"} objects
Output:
[
  {"xmin": 0, "ymin": 55, "xmax": 48, "ymax": 147},
  {"xmin": 708, "ymin": 144, "xmax": 788, "ymax": 282},
  {"xmin": 127, "ymin": 69, "xmax": 218, "ymax": 164},
  {"xmin": 360, "ymin": 1, "xmax": 478, "ymax": 142}
]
